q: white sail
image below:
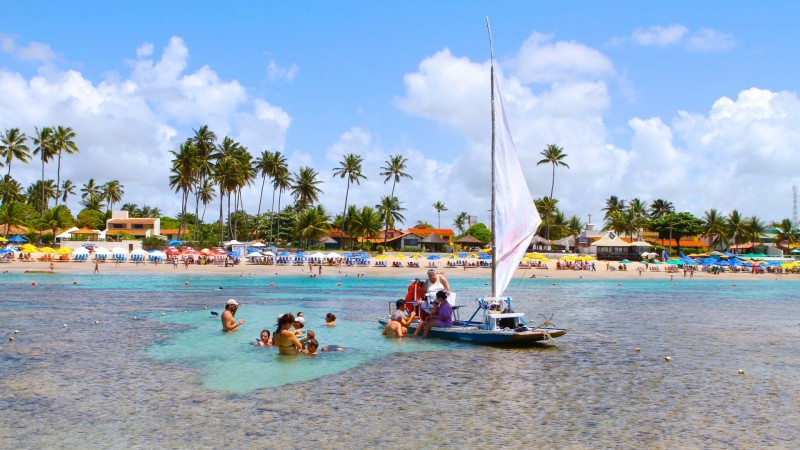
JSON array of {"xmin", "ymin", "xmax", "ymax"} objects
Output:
[{"xmin": 493, "ymin": 76, "xmax": 542, "ymax": 297}]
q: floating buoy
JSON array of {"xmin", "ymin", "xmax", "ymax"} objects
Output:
[
  {"xmin": 552, "ymin": 283, "xmax": 557, "ymax": 286},
  {"xmin": 73, "ymin": 281, "xmax": 77, "ymax": 285},
  {"xmin": 572, "ymin": 328, "xmax": 576, "ymax": 332},
  {"xmin": 31, "ymin": 282, "xmax": 36, "ymax": 286},
  {"xmin": 133, "ymin": 316, "xmax": 138, "ymax": 320},
  {"xmin": 337, "ymin": 283, "xmax": 342, "ymax": 287},
  {"xmin": 269, "ymin": 282, "xmax": 275, "ymax": 286},
  {"xmin": 636, "ymin": 348, "xmax": 641, "ymax": 352},
  {"xmin": 8, "ymin": 336, "xmax": 13, "ymax": 342},
  {"xmin": 732, "ymin": 284, "xmax": 737, "ymax": 287},
  {"xmin": 738, "ymin": 369, "xmax": 745, "ymax": 375},
  {"xmin": 203, "ymin": 307, "xmax": 207, "ymax": 310},
  {"xmin": 184, "ymin": 281, "xmax": 189, "ymax": 286},
  {"xmin": 664, "ymin": 356, "xmax": 671, "ymax": 362},
  {"xmin": 63, "ymin": 324, "xmax": 68, "ymax": 328},
  {"xmin": 161, "ymin": 312, "xmax": 165, "ymax": 316},
  {"xmin": 618, "ymin": 283, "xmax": 622, "ymax": 286},
  {"xmin": 14, "ymin": 330, "xmax": 19, "ymax": 334}
]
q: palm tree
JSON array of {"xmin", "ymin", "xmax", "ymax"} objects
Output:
[
  {"xmin": 351, "ymin": 206, "xmax": 383, "ymax": 247},
  {"xmin": 702, "ymin": 208, "xmax": 728, "ymax": 250},
  {"xmin": 649, "ymin": 198, "xmax": 674, "ymax": 219},
  {"xmin": 121, "ymin": 203, "xmax": 140, "ymax": 217},
  {"xmin": 432, "ymin": 201, "xmax": 448, "ymax": 229},
  {"xmin": 379, "ymin": 155, "xmax": 412, "ymax": 246},
  {"xmin": 550, "ymin": 211, "xmax": 569, "ymax": 240},
  {"xmin": 603, "ymin": 195, "xmax": 627, "ymax": 220},
  {"xmin": 536, "ymin": 144, "xmax": 569, "ymax": 240},
  {"xmin": 39, "ymin": 205, "xmax": 74, "ymax": 241},
  {"xmin": 170, "ymin": 141, "xmax": 197, "ymax": 240},
  {"xmin": 332, "ymin": 153, "xmax": 366, "ymax": 249},
  {"xmin": 0, "ymin": 128, "xmax": 32, "ymax": 204},
  {"xmin": 264, "ymin": 152, "xmax": 288, "ymax": 241},
  {"xmin": 25, "ymin": 180, "xmax": 56, "ymax": 213},
  {"xmin": 0, "ymin": 201, "xmax": 30, "ymax": 238},
  {"xmin": 197, "ymin": 178, "xmax": 216, "ymax": 224},
  {"xmin": 567, "ymin": 215, "xmax": 584, "ymax": 237},
  {"xmin": 60, "ymin": 180, "xmax": 76, "ymax": 210},
  {"xmin": 0, "ymin": 175, "xmax": 24, "ymax": 204},
  {"xmin": 453, "ymin": 211, "xmax": 469, "ymax": 234},
  {"xmin": 294, "ymin": 204, "xmax": 331, "ymax": 247},
  {"xmin": 534, "ymin": 196, "xmax": 558, "ymax": 237},
  {"xmin": 52, "ymin": 126, "xmax": 79, "ymax": 207},
  {"xmin": 102, "ymin": 180, "xmax": 124, "ymax": 214},
  {"xmin": 81, "ymin": 179, "xmax": 105, "ymax": 211},
  {"xmin": 254, "ymin": 149, "xmax": 274, "ymax": 217},
  {"xmin": 603, "ymin": 211, "xmax": 628, "ymax": 237},
  {"xmin": 190, "ymin": 125, "xmax": 218, "ymax": 240},
  {"xmin": 726, "ymin": 210, "xmax": 745, "ymax": 252},
  {"xmin": 376, "ymin": 195, "xmax": 406, "ymax": 242},
  {"xmin": 32, "ymin": 126, "xmax": 56, "ymax": 216},
  {"xmin": 743, "ymin": 215, "xmax": 765, "ymax": 247},
  {"xmin": 772, "ymin": 218, "xmax": 798, "ymax": 250},
  {"xmin": 272, "ymin": 169, "xmax": 293, "ymax": 244},
  {"xmin": 291, "ymin": 166, "xmax": 323, "ymax": 211}
]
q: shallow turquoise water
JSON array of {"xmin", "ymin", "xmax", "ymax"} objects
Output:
[{"xmin": 1, "ymin": 272, "xmax": 799, "ymax": 448}]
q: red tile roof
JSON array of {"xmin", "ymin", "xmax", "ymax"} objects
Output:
[{"xmin": 408, "ymin": 227, "xmax": 454, "ymax": 236}]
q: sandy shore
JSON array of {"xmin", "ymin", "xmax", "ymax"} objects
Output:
[{"xmin": 3, "ymin": 257, "xmax": 795, "ymax": 282}]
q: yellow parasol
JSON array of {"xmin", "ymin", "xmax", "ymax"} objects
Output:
[
  {"xmin": 56, "ymin": 247, "xmax": 73, "ymax": 255},
  {"xmin": 39, "ymin": 247, "xmax": 56, "ymax": 253}
]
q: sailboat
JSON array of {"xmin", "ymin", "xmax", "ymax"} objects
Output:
[{"xmin": 378, "ymin": 20, "xmax": 567, "ymax": 345}]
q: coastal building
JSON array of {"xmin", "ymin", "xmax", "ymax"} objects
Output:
[{"xmin": 105, "ymin": 210, "xmax": 160, "ymax": 240}]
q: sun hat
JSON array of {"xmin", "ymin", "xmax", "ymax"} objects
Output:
[
  {"xmin": 226, "ymin": 299, "xmax": 239, "ymax": 306},
  {"xmin": 295, "ymin": 316, "xmax": 305, "ymax": 324}
]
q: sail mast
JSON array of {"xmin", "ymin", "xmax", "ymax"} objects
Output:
[{"xmin": 486, "ymin": 17, "xmax": 497, "ymax": 298}]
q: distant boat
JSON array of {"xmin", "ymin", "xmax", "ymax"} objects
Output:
[{"xmin": 379, "ymin": 19, "xmax": 566, "ymax": 346}]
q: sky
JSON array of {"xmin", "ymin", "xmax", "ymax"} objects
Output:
[{"xmin": 2, "ymin": 1, "xmax": 800, "ymax": 230}]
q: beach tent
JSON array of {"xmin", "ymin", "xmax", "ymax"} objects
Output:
[
  {"xmin": 9, "ymin": 235, "xmax": 27, "ymax": 244},
  {"xmin": 250, "ymin": 242, "xmax": 266, "ymax": 248}
]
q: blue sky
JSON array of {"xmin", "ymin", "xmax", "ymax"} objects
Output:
[{"xmin": 2, "ymin": 1, "xmax": 800, "ymax": 229}]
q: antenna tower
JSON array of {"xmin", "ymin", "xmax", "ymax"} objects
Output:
[{"xmin": 794, "ymin": 185, "xmax": 798, "ymax": 229}]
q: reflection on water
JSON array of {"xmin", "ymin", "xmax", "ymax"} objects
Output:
[{"xmin": 1, "ymin": 273, "xmax": 799, "ymax": 448}]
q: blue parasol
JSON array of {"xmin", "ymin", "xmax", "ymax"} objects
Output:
[{"xmin": 8, "ymin": 235, "xmax": 27, "ymax": 244}]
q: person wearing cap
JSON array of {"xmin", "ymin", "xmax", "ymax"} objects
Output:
[
  {"xmin": 221, "ymin": 299, "xmax": 245, "ymax": 332},
  {"xmin": 383, "ymin": 299, "xmax": 416, "ymax": 338},
  {"xmin": 414, "ymin": 290, "xmax": 453, "ymax": 338}
]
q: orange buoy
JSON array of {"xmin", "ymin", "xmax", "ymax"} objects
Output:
[
  {"xmin": 184, "ymin": 281, "xmax": 189, "ymax": 286},
  {"xmin": 73, "ymin": 281, "xmax": 77, "ymax": 285},
  {"xmin": 337, "ymin": 283, "xmax": 342, "ymax": 287},
  {"xmin": 269, "ymin": 282, "xmax": 275, "ymax": 286},
  {"xmin": 31, "ymin": 282, "xmax": 36, "ymax": 286}
]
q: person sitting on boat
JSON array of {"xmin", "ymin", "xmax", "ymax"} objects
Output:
[
  {"xmin": 221, "ymin": 299, "xmax": 245, "ymax": 332},
  {"xmin": 383, "ymin": 299, "xmax": 416, "ymax": 337},
  {"xmin": 274, "ymin": 313, "xmax": 303, "ymax": 355},
  {"xmin": 414, "ymin": 290, "xmax": 453, "ymax": 338}
]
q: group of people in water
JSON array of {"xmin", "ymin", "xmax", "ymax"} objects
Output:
[
  {"xmin": 221, "ymin": 299, "xmax": 341, "ymax": 355},
  {"xmin": 220, "ymin": 268, "xmax": 455, "ymax": 349}
]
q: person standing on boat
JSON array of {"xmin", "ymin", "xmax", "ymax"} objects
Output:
[
  {"xmin": 221, "ymin": 299, "xmax": 245, "ymax": 332},
  {"xmin": 423, "ymin": 269, "xmax": 450, "ymax": 296},
  {"xmin": 414, "ymin": 290, "xmax": 453, "ymax": 338}
]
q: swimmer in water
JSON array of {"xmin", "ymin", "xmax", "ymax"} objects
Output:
[{"xmin": 254, "ymin": 329, "xmax": 272, "ymax": 346}]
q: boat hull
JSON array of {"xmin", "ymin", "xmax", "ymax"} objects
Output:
[{"xmin": 378, "ymin": 319, "xmax": 566, "ymax": 346}]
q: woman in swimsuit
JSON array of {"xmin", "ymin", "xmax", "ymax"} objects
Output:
[{"xmin": 273, "ymin": 313, "xmax": 303, "ymax": 355}]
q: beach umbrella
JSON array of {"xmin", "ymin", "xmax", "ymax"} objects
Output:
[
  {"xmin": 619, "ymin": 259, "xmax": 632, "ymax": 264},
  {"xmin": 325, "ymin": 252, "xmax": 341, "ymax": 259},
  {"xmin": 0, "ymin": 248, "xmax": 13, "ymax": 254},
  {"xmin": 56, "ymin": 247, "xmax": 73, "ymax": 255},
  {"xmin": 0, "ymin": 237, "xmax": 6, "ymax": 243},
  {"xmin": 479, "ymin": 253, "xmax": 492, "ymax": 259},
  {"xmin": 410, "ymin": 253, "xmax": 423, "ymax": 259},
  {"xmin": 165, "ymin": 247, "xmax": 181, "ymax": 256},
  {"xmin": 427, "ymin": 255, "xmax": 441, "ymax": 260},
  {"xmin": 375, "ymin": 254, "xmax": 388, "ymax": 260},
  {"xmin": 248, "ymin": 251, "xmax": 264, "ymax": 257},
  {"xmin": 277, "ymin": 251, "xmax": 290, "ymax": 257},
  {"xmin": 262, "ymin": 250, "xmax": 275, "ymax": 257},
  {"xmin": 666, "ymin": 259, "xmax": 683, "ymax": 265},
  {"xmin": 457, "ymin": 253, "xmax": 467, "ymax": 258},
  {"xmin": 38, "ymin": 247, "xmax": 56, "ymax": 253},
  {"xmin": 21, "ymin": 243, "xmax": 38, "ymax": 252},
  {"xmin": 250, "ymin": 242, "xmax": 266, "ymax": 248},
  {"xmin": 8, "ymin": 235, "xmax": 27, "ymax": 244},
  {"xmin": 168, "ymin": 240, "xmax": 182, "ymax": 247},
  {"xmin": 394, "ymin": 254, "xmax": 407, "ymax": 259}
]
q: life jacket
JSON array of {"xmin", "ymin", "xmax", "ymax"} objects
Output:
[{"xmin": 404, "ymin": 280, "xmax": 425, "ymax": 314}]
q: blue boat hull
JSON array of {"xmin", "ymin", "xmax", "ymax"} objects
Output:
[{"xmin": 378, "ymin": 319, "xmax": 566, "ymax": 346}]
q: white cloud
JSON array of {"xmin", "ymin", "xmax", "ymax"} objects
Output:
[
  {"xmin": 632, "ymin": 24, "xmax": 688, "ymax": 46},
  {"xmin": 629, "ymin": 24, "xmax": 736, "ymax": 52},
  {"xmin": 514, "ymin": 32, "xmax": 615, "ymax": 83},
  {"xmin": 0, "ymin": 36, "xmax": 291, "ymax": 216},
  {"xmin": 686, "ymin": 28, "xmax": 737, "ymax": 52},
  {"xmin": 267, "ymin": 60, "xmax": 299, "ymax": 83}
]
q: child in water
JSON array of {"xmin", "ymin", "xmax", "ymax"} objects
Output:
[
  {"xmin": 304, "ymin": 339, "xmax": 319, "ymax": 355},
  {"xmin": 254, "ymin": 329, "xmax": 272, "ymax": 346}
]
